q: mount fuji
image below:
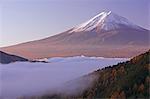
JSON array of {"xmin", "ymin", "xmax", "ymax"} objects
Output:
[
  {"xmin": 69, "ymin": 11, "xmax": 142, "ymax": 33},
  {"xmin": 1, "ymin": 11, "xmax": 149, "ymax": 59}
]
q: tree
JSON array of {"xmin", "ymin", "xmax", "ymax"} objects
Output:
[
  {"xmin": 111, "ymin": 69, "xmax": 117, "ymax": 80},
  {"xmin": 138, "ymin": 83, "xmax": 145, "ymax": 93},
  {"xmin": 145, "ymin": 76, "xmax": 150, "ymax": 84},
  {"xmin": 119, "ymin": 91, "xmax": 126, "ymax": 99},
  {"xmin": 118, "ymin": 66, "xmax": 126, "ymax": 75},
  {"xmin": 110, "ymin": 91, "xmax": 120, "ymax": 99}
]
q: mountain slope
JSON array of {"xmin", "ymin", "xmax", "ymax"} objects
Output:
[
  {"xmin": 0, "ymin": 51, "xmax": 28, "ymax": 64},
  {"xmin": 1, "ymin": 11, "xmax": 149, "ymax": 59},
  {"xmin": 33, "ymin": 50, "xmax": 149, "ymax": 99},
  {"xmin": 82, "ymin": 50, "xmax": 150, "ymax": 98}
]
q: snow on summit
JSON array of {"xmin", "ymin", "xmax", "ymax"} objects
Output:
[{"xmin": 69, "ymin": 11, "xmax": 141, "ymax": 33}]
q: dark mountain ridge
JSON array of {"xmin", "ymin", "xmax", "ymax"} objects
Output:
[{"xmin": 0, "ymin": 51, "xmax": 28, "ymax": 64}]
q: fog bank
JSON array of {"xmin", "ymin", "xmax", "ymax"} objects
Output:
[{"xmin": 0, "ymin": 56, "xmax": 128, "ymax": 99}]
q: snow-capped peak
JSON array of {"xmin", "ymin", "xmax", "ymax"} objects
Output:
[{"xmin": 69, "ymin": 11, "xmax": 140, "ymax": 33}]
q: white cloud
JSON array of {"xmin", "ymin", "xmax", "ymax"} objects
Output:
[{"xmin": 0, "ymin": 56, "xmax": 128, "ymax": 99}]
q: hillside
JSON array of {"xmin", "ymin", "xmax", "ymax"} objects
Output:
[
  {"xmin": 82, "ymin": 50, "xmax": 150, "ymax": 99},
  {"xmin": 29, "ymin": 50, "xmax": 149, "ymax": 99},
  {"xmin": 0, "ymin": 51, "xmax": 28, "ymax": 64}
]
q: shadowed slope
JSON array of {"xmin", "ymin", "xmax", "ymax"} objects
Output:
[{"xmin": 0, "ymin": 51, "xmax": 28, "ymax": 64}]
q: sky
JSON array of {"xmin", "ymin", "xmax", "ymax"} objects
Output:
[{"xmin": 0, "ymin": 0, "xmax": 149, "ymax": 47}]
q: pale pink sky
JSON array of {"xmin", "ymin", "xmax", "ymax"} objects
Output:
[{"xmin": 0, "ymin": 0, "xmax": 149, "ymax": 47}]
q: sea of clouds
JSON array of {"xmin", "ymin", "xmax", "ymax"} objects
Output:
[{"xmin": 0, "ymin": 56, "xmax": 128, "ymax": 99}]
